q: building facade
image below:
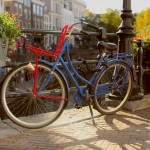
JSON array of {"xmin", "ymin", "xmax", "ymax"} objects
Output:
[
  {"xmin": 3, "ymin": 0, "xmax": 86, "ymax": 49},
  {"xmin": 64, "ymin": 0, "xmax": 86, "ymax": 48},
  {"xmin": 42, "ymin": 0, "xmax": 52, "ymax": 49},
  {"xmin": 23, "ymin": 0, "xmax": 31, "ymax": 29},
  {"xmin": 31, "ymin": 0, "xmax": 44, "ymax": 46},
  {"xmin": 51, "ymin": 0, "xmax": 64, "ymax": 47},
  {"xmin": 64, "ymin": 1, "xmax": 73, "ymax": 47},
  {"xmin": 4, "ymin": 0, "xmax": 24, "ymax": 28},
  {"xmin": 42, "ymin": 0, "xmax": 64, "ymax": 49},
  {"xmin": 0, "ymin": 0, "xmax": 4, "ymax": 12}
]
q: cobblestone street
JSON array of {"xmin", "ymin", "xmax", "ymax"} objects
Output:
[{"xmin": 0, "ymin": 104, "xmax": 150, "ymax": 150}]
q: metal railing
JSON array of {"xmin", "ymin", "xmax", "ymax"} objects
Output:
[{"xmin": 21, "ymin": 29, "xmax": 117, "ymax": 37}]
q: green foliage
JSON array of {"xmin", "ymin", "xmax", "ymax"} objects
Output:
[
  {"xmin": 134, "ymin": 7, "xmax": 150, "ymax": 34},
  {"xmin": 85, "ymin": 8, "xmax": 121, "ymax": 33},
  {"xmin": 0, "ymin": 11, "xmax": 21, "ymax": 49},
  {"xmin": 82, "ymin": 9, "xmax": 121, "ymax": 45},
  {"xmin": 99, "ymin": 8, "xmax": 121, "ymax": 33}
]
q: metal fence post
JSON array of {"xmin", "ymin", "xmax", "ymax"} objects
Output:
[{"xmin": 136, "ymin": 38, "xmax": 144, "ymax": 95}]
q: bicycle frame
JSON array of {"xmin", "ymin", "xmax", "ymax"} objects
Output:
[
  {"xmin": 25, "ymin": 24, "xmax": 133, "ymax": 101},
  {"xmin": 26, "ymin": 41, "xmax": 133, "ymax": 101},
  {"xmin": 26, "ymin": 39, "xmax": 105, "ymax": 99}
]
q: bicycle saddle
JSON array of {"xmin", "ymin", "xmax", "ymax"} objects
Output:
[{"xmin": 97, "ymin": 41, "xmax": 118, "ymax": 51}]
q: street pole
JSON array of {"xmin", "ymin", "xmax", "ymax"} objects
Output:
[
  {"xmin": 117, "ymin": 0, "xmax": 143, "ymax": 100},
  {"xmin": 117, "ymin": 0, "xmax": 134, "ymax": 53}
]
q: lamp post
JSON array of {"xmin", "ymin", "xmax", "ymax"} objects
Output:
[
  {"xmin": 117, "ymin": 0, "xmax": 134, "ymax": 53},
  {"xmin": 117, "ymin": 0, "xmax": 143, "ymax": 100}
]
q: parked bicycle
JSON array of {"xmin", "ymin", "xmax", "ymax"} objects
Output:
[{"xmin": 1, "ymin": 19, "xmax": 133, "ymax": 129}]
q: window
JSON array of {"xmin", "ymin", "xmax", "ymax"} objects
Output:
[
  {"xmin": 40, "ymin": 6, "xmax": 43, "ymax": 16},
  {"xmin": 59, "ymin": 5, "xmax": 61, "ymax": 14},
  {"xmin": 28, "ymin": 23, "xmax": 31, "ymax": 28},
  {"xmin": 49, "ymin": 15, "xmax": 51, "ymax": 23},
  {"xmin": 27, "ymin": 0, "xmax": 30, "ymax": 7},
  {"xmin": 18, "ymin": 4, "xmax": 22, "ymax": 15},
  {"xmin": 56, "ymin": 18, "xmax": 61, "ymax": 30},
  {"xmin": 53, "ymin": 18, "xmax": 55, "ymax": 26},
  {"xmin": 49, "ymin": 24, "xmax": 51, "ymax": 30},
  {"xmin": 24, "ymin": 9, "xmax": 27, "ymax": 19},
  {"xmin": 33, "ymin": 4, "xmax": 36, "ymax": 15},
  {"xmin": 56, "ymin": 4, "xmax": 61, "ymax": 14},
  {"xmin": 24, "ymin": 22, "xmax": 27, "ymax": 28},
  {"xmin": 37, "ymin": 5, "xmax": 39, "ymax": 16},
  {"xmin": 37, "ymin": 18, "xmax": 40, "ymax": 29},
  {"xmin": 5, "ymin": 6, "xmax": 10, "ymax": 12},
  {"xmin": 53, "ymin": 3, "xmax": 55, "ymax": 12},
  {"xmin": 33, "ymin": 17, "xmax": 36, "ymax": 28},
  {"xmin": 44, "ymin": 6, "xmax": 47, "ymax": 12},
  {"xmin": 24, "ymin": 0, "xmax": 27, "ymax": 6},
  {"xmin": 19, "ymin": 20, "xmax": 23, "ymax": 28},
  {"xmin": 40, "ymin": 19, "xmax": 43, "ymax": 29},
  {"xmin": 27, "ymin": 10, "xmax": 31, "ymax": 20},
  {"xmin": 14, "ymin": 2, "xmax": 18, "ymax": 13},
  {"xmin": 44, "ymin": 16, "xmax": 46, "ymax": 22}
]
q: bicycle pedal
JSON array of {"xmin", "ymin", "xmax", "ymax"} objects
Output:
[{"xmin": 74, "ymin": 103, "xmax": 82, "ymax": 109}]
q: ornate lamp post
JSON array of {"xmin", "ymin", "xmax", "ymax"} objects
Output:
[
  {"xmin": 117, "ymin": 0, "xmax": 135, "ymax": 53},
  {"xmin": 117, "ymin": 0, "xmax": 143, "ymax": 100}
]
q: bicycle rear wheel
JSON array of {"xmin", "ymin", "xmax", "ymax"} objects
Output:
[
  {"xmin": 93, "ymin": 62, "xmax": 133, "ymax": 115},
  {"xmin": 1, "ymin": 62, "xmax": 68, "ymax": 129}
]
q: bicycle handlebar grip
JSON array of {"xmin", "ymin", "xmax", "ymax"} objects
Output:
[{"xmin": 80, "ymin": 30, "xmax": 90, "ymax": 36}]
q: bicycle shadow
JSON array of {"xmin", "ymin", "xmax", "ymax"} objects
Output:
[
  {"xmin": 93, "ymin": 108, "xmax": 150, "ymax": 149},
  {"xmin": 0, "ymin": 108, "xmax": 149, "ymax": 150},
  {"xmin": 46, "ymin": 108, "xmax": 150, "ymax": 150}
]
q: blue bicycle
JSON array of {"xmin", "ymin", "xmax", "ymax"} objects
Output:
[{"xmin": 1, "ymin": 19, "xmax": 133, "ymax": 129}]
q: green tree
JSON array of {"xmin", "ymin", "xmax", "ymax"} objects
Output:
[
  {"xmin": 81, "ymin": 9, "xmax": 122, "ymax": 47},
  {"xmin": 134, "ymin": 7, "xmax": 150, "ymax": 34},
  {"xmin": 99, "ymin": 8, "xmax": 121, "ymax": 33}
]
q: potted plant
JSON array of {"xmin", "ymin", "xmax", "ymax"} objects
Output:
[{"xmin": 0, "ymin": 11, "xmax": 21, "ymax": 67}]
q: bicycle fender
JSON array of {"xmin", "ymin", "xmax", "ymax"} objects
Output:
[
  {"xmin": 38, "ymin": 59, "xmax": 69, "ymax": 93},
  {"xmin": 90, "ymin": 59, "xmax": 128, "ymax": 85}
]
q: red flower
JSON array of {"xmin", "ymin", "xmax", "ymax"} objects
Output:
[
  {"xmin": 8, "ymin": 50, "xmax": 14, "ymax": 56},
  {"xmin": 12, "ymin": 13, "xmax": 18, "ymax": 18}
]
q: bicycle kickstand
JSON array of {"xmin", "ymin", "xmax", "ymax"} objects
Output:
[{"xmin": 88, "ymin": 98, "xmax": 96, "ymax": 125}]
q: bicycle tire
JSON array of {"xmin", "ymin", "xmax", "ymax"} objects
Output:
[
  {"xmin": 0, "ymin": 65, "xmax": 15, "ymax": 85},
  {"xmin": 1, "ymin": 62, "xmax": 68, "ymax": 129},
  {"xmin": 93, "ymin": 61, "xmax": 133, "ymax": 115}
]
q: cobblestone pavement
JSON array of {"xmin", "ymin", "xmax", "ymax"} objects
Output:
[{"xmin": 0, "ymin": 105, "xmax": 150, "ymax": 150}]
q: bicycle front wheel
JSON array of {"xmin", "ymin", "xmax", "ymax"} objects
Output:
[
  {"xmin": 93, "ymin": 62, "xmax": 133, "ymax": 115},
  {"xmin": 1, "ymin": 62, "xmax": 68, "ymax": 129}
]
